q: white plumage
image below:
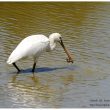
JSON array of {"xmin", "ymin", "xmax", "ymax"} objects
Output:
[
  {"xmin": 7, "ymin": 33, "xmax": 73, "ymax": 73},
  {"xmin": 7, "ymin": 35, "xmax": 49, "ymax": 64}
]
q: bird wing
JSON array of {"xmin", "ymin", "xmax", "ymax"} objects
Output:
[{"xmin": 7, "ymin": 35, "xmax": 49, "ymax": 64}]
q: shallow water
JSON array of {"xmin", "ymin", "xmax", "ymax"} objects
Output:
[{"xmin": 0, "ymin": 2, "xmax": 110, "ymax": 108}]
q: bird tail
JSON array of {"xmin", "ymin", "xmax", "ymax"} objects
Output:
[
  {"xmin": 7, "ymin": 52, "xmax": 23, "ymax": 64},
  {"xmin": 7, "ymin": 53, "xmax": 16, "ymax": 64},
  {"xmin": 7, "ymin": 57, "xmax": 13, "ymax": 64}
]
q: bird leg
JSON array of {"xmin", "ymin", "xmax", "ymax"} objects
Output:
[
  {"xmin": 13, "ymin": 63, "xmax": 20, "ymax": 73},
  {"xmin": 32, "ymin": 62, "xmax": 36, "ymax": 73}
]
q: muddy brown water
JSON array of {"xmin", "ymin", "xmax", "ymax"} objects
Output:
[{"xmin": 0, "ymin": 2, "xmax": 110, "ymax": 108}]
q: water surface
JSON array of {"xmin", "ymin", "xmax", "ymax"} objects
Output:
[{"xmin": 0, "ymin": 2, "xmax": 110, "ymax": 108}]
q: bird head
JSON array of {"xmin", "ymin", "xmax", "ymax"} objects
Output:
[
  {"xmin": 49, "ymin": 33, "xmax": 74, "ymax": 63},
  {"xmin": 49, "ymin": 33, "xmax": 62, "ymax": 42}
]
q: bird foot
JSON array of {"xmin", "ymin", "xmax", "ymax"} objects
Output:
[{"xmin": 17, "ymin": 70, "xmax": 21, "ymax": 74}]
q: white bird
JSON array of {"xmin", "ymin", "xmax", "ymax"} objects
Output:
[{"xmin": 7, "ymin": 33, "xmax": 73, "ymax": 73}]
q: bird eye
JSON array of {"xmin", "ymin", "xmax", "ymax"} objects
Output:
[{"xmin": 59, "ymin": 37, "xmax": 62, "ymax": 39}]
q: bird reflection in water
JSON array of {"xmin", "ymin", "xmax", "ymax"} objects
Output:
[
  {"xmin": 11, "ymin": 72, "xmax": 39, "ymax": 84},
  {"xmin": 8, "ymin": 66, "xmax": 75, "ymax": 107},
  {"xmin": 8, "ymin": 73, "xmax": 60, "ymax": 107}
]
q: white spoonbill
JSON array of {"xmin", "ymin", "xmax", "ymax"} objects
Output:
[{"xmin": 7, "ymin": 33, "xmax": 73, "ymax": 73}]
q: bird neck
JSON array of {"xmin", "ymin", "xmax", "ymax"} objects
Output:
[{"xmin": 49, "ymin": 37, "xmax": 56, "ymax": 51}]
